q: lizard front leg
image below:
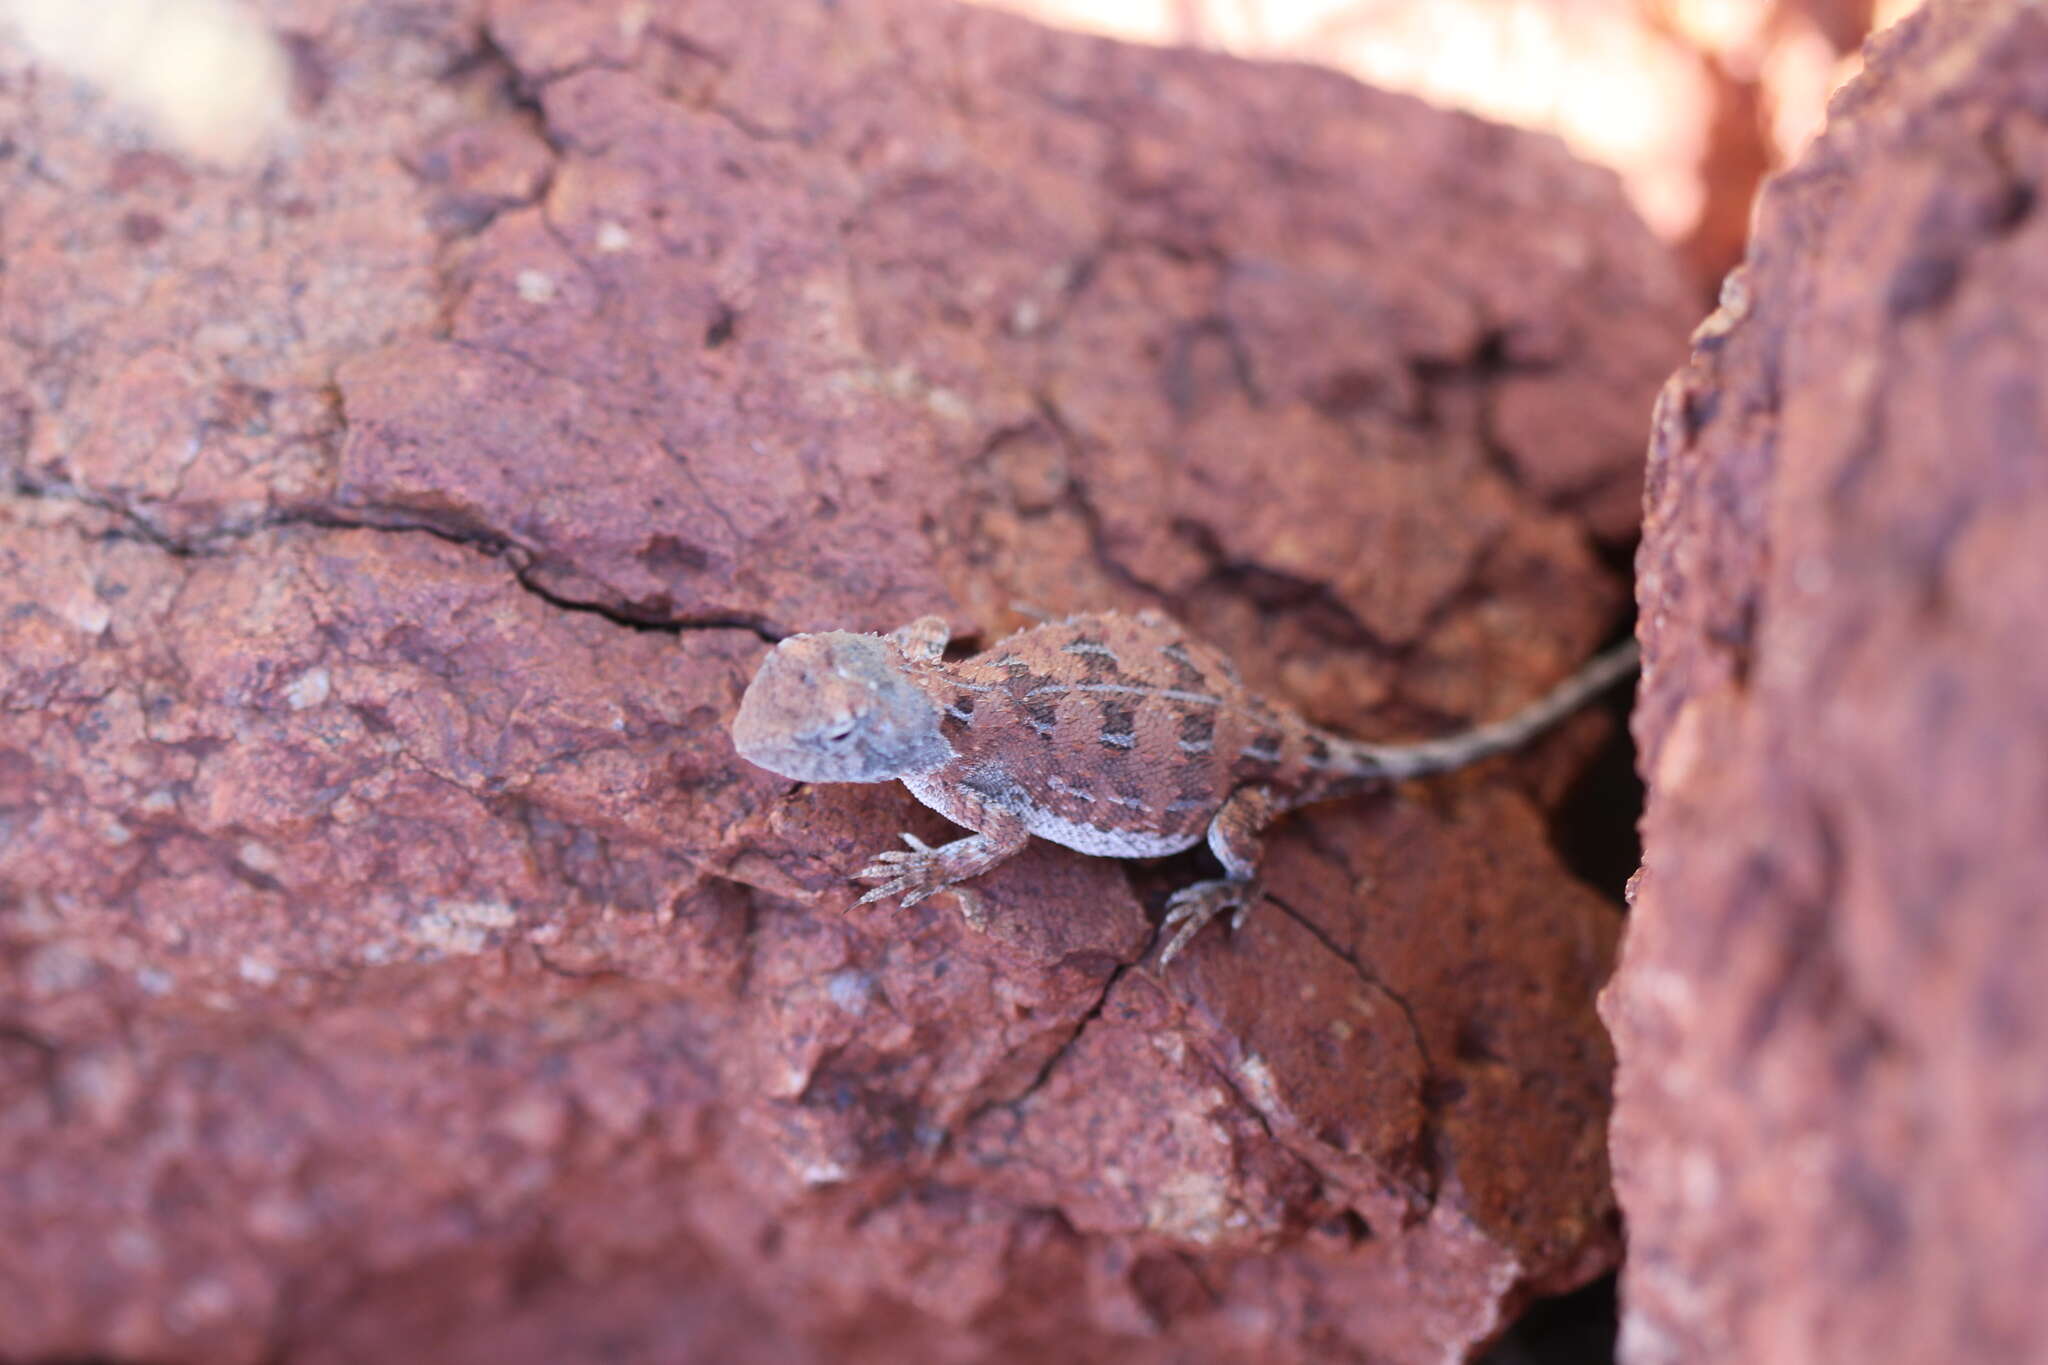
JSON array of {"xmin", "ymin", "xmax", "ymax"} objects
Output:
[
  {"xmin": 853, "ymin": 780, "xmax": 1030, "ymax": 914},
  {"xmin": 1159, "ymin": 784, "xmax": 1283, "ymax": 965}
]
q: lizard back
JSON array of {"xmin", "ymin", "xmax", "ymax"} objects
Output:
[{"xmin": 911, "ymin": 612, "xmax": 1310, "ymax": 856}]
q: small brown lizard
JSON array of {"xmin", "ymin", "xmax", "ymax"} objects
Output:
[{"xmin": 731, "ymin": 611, "xmax": 1636, "ymax": 964}]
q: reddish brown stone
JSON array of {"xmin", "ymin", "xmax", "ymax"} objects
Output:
[
  {"xmin": 0, "ymin": 1, "xmax": 1687, "ymax": 1360},
  {"xmin": 1610, "ymin": 2, "xmax": 2048, "ymax": 1360}
]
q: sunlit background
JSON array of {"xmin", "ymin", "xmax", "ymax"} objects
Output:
[
  {"xmin": 0, "ymin": 0, "xmax": 290, "ymax": 165},
  {"xmin": 1, "ymin": 0, "xmax": 1927, "ymax": 290},
  {"xmin": 975, "ymin": 0, "xmax": 1926, "ymax": 285}
]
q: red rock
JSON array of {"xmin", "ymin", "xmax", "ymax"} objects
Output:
[
  {"xmin": 1610, "ymin": 2, "xmax": 2048, "ymax": 1360},
  {"xmin": 0, "ymin": 1, "xmax": 1687, "ymax": 1360}
]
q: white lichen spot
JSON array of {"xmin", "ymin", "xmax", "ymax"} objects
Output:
[
  {"xmin": 516, "ymin": 269, "xmax": 556, "ymax": 303},
  {"xmin": 798, "ymin": 1159, "xmax": 849, "ymax": 1187},
  {"xmin": 1145, "ymin": 1171, "xmax": 1233, "ymax": 1245},
  {"xmin": 1235, "ymin": 1052, "xmax": 1284, "ymax": 1116},
  {"xmin": 100, "ymin": 815, "xmax": 133, "ymax": 847},
  {"xmin": 408, "ymin": 899, "xmax": 516, "ymax": 955},
  {"xmin": 1636, "ymin": 964, "xmax": 1698, "ymax": 1019},
  {"xmin": 1149, "ymin": 1032, "xmax": 1187, "ymax": 1067},
  {"xmin": 925, "ymin": 385, "xmax": 971, "ymax": 424},
  {"xmin": 596, "ymin": 220, "xmax": 632, "ymax": 253},
  {"xmin": 1009, "ymin": 298, "xmax": 1042, "ymax": 334},
  {"xmin": 236, "ymin": 839, "xmax": 280, "ymax": 876},
  {"xmin": 60, "ymin": 593, "xmax": 111, "ymax": 635},
  {"xmin": 451, "ymin": 899, "xmax": 516, "ymax": 928},
  {"xmin": 137, "ymin": 788, "xmax": 179, "ymax": 815},
  {"xmin": 1655, "ymin": 700, "xmax": 1707, "ymax": 792},
  {"xmin": 285, "ymin": 666, "xmax": 330, "ymax": 710},
  {"xmin": 826, "ymin": 968, "xmax": 875, "ymax": 1015},
  {"xmin": 1619, "ymin": 1313, "xmax": 1684, "ymax": 1365},
  {"xmin": 136, "ymin": 966, "xmax": 174, "ymax": 995},
  {"xmin": 237, "ymin": 954, "xmax": 278, "ymax": 986},
  {"xmin": 409, "ymin": 914, "xmax": 483, "ymax": 955}
]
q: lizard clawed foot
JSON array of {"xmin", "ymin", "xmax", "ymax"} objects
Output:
[
  {"xmin": 854, "ymin": 832, "xmax": 955, "ymax": 908},
  {"xmin": 1157, "ymin": 877, "xmax": 1259, "ymax": 965}
]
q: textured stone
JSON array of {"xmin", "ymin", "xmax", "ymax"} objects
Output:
[
  {"xmin": 0, "ymin": 0, "xmax": 1687, "ymax": 1360},
  {"xmin": 1610, "ymin": 2, "xmax": 2048, "ymax": 1360}
]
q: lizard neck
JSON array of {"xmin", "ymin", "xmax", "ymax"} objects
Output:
[{"xmin": 901, "ymin": 660, "xmax": 992, "ymax": 760}]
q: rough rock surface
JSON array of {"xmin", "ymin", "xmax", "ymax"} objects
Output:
[
  {"xmin": 0, "ymin": 1, "xmax": 1688, "ymax": 1360},
  {"xmin": 1611, "ymin": 1, "xmax": 2048, "ymax": 1361}
]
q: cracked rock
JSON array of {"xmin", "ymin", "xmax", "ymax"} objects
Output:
[{"xmin": 0, "ymin": 0, "xmax": 1686, "ymax": 1360}]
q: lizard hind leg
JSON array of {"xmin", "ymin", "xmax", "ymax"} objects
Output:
[{"xmin": 1158, "ymin": 784, "xmax": 1283, "ymax": 965}]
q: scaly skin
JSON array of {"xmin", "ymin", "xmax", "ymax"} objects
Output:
[{"xmin": 730, "ymin": 610, "xmax": 1636, "ymax": 963}]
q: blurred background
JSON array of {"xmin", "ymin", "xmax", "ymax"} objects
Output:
[
  {"xmin": 979, "ymin": 0, "xmax": 1921, "ymax": 293},
  {"xmin": 0, "ymin": 0, "xmax": 1920, "ymax": 297}
]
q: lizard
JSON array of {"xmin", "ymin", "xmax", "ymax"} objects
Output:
[{"xmin": 729, "ymin": 610, "xmax": 1637, "ymax": 964}]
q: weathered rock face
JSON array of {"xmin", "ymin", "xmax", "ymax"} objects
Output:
[
  {"xmin": 0, "ymin": 1, "xmax": 1688, "ymax": 1360},
  {"xmin": 1611, "ymin": 1, "xmax": 2048, "ymax": 1360}
]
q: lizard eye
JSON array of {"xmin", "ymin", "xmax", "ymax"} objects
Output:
[{"xmin": 822, "ymin": 721, "xmax": 856, "ymax": 745}]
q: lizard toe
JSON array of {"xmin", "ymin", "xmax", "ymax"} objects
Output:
[
  {"xmin": 1159, "ymin": 917, "xmax": 1210, "ymax": 966},
  {"xmin": 1157, "ymin": 879, "xmax": 1256, "ymax": 963},
  {"xmin": 854, "ymin": 880, "xmax": 902, "ymax": 906},
  {"xmin": 853, "ymin": 846, "xmax": 952, "ymax": 906}
]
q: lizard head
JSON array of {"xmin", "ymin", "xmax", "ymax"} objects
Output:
[{"xmin": 730, "ymin": 630, "xmax": 951, "ymax": 783}]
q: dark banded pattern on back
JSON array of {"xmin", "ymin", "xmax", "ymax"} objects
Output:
[
  {"xmin": 939, "ymin": 691, "xmax": 976, "ymax": 741},
  {"xmin": 1098, "ymin": 700, "xmax": 1138, "ymax": 750},
  {"xmin": 931, "ymin": 611, "xmax": 1299, "ymax": 848}
]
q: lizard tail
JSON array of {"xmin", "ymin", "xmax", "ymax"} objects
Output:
[{"xmin": 1330, "ymin": 638, "xmax": 1639, "ymax": 783}]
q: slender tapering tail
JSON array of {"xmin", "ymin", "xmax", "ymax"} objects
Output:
[{"xmin": 1338, "ymin": 638, "xmax": 1639, "ymax": 781}]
